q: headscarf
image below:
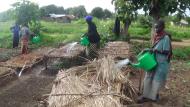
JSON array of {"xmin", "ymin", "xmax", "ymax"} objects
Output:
[{"xmin": 85, "ymin": 16, "xmax": 93, "ymax": 22}]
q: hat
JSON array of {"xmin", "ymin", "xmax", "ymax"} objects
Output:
[{"xmin": 85, "ymin": 15, "xmax": 93, "ymax": 21}]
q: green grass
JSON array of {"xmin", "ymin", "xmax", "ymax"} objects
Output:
[
  {"xmin": 166, "ymin": 25, "xmax": 190, "ymax": 40},
  {"xmin": 131, "ymin": 41, "xmax": 190, "ymax": 60},
  {"xmin": 0, "ymin": 19, "xmax": 190, "ymax": 49},
  {"xmin": 129, "ymin": 22, "xmax": 190, "ymax": 41},
  {"xmin": 0, "ymin": 21, "xmax": 14, "ymax": 48},
  {"xmin": 173, "ymin": 47, "xmax": 190, "ymax": 60}
]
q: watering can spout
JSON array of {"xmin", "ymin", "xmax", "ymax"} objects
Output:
[
  {"xmin": 131, "ymin": 62, "xmax": 141, "ymax": 68},
  {"xmin": 131, "ymin": 52, "xmax": 157, "ymax": 71}
]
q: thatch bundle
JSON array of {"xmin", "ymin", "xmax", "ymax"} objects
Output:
[
  {"xmin": 47, "ymin": 56, "xmax": 137, "ymax": 107},
  {"xmin": 47, "ymin": 42, "xmax": 85, "ymax": 58},
  {"xmin": 99, "ymin": 41, "xmax": 130, "ymax": 59}
]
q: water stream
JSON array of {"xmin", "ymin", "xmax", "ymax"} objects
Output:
[{"xmin": 66, "ymin": 42, "xmax": 78, "ymax": 54}]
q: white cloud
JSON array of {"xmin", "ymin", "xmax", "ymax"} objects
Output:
[{"xmin": 0, "ymin": 0, "xmax": 115, "ymax": 13}]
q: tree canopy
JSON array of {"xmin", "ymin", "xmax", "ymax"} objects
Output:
[
  {"xmin": 112, "ymin": 0, "xmax": 190, "ymax": 40},
  {"xmin": 65, "ymin": 5, "xmax": 87, "ymax": 18},
  {"xmin": 91, "ymin": 7, "xmax": 113, "ymax": 19},
  {"xmin": 12, "ymin": 0, "xmax": 41, "ymax": 35},
  {"xmin": 40, "ymin": 4, "xmax": 65, "ymax": 17},
  {"xmin": 91, "ymin": 7, "xmax": 104, "ymax": 19},
  {"xmin": 103, "ymin": 9, "xmax": 113, "ymax": 19},
  {"xmin": 112, "ymin": 0, "xmax": 190, "ymax": 21},
  {"xmin": 12, "ymin": 0, "xmax": 40, "ymax": 25}
]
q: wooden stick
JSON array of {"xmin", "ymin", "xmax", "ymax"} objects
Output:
[
  {"xmin": 44, "ymin": 93, "xmax": 119, "ymax": 97},
  {"xmin": 44, "ymin": 93, "xmax": 133, "ymax": 102}
]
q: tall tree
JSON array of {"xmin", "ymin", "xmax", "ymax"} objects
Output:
[
  {"xmin": 112, "ymin": 0, "xmax": 190, "ymax": 40},
  {"xmin": 12, "ymin": 0, "xmax": 41, "ymax": 35},
  {"xmin": 103, "ymin": 9, "xmax": 113, "ymax": 18},
  {"xmin": 0, "ymin": 9, "xmax": 14, "ymax": 21},
  {"xmin": 91, "ymin": 7, "xmax": 104, "ymax": 19},
  {"xmin": 65, "ymin": 5, "xmax": 87, "ymax": 18},
  {"xmin": 40, "ymin": 4, "xmax": 65, "ymax": 17},
  {"xmin": 73, "ymin": 6, "xmax": 87, "ymax": 18},
  {"xmin": 112, "ymin": 0, "xmax": 139, "ymax": 41},
  {"xmin": 12, "ymin": 0, "xmax": 40, "ymax": 25}
]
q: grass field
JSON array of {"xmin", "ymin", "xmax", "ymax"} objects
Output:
[{"xmin": 0, "ymin": 19, "xmax": 190, "ymax": 49}]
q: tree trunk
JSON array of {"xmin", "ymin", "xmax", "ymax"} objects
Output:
[
  {"xmin": 123, "ymin": 20, "xmax": 131, "ymax": 42},
  {"xmin": 150, "ymin": 0, "xmax": 160, "ymax": 44},
  {"xmin": 151, "ymin": 16, "xmax": 159, "ymax": 44}
]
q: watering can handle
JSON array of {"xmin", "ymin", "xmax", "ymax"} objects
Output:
[{"xmin": 138, "ymin": 48, "xmax": 151, "ymax": 57}]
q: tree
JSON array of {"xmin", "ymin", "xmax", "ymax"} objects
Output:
[
  {"xmin": 103, "ymin": 9, "xmax": 113, "ymax": 19},
  {"xmin": 40, "ymin": 4, "xmax": 65, "ymax": 17},
  {"xmin": 91, "ymin": 7, "xmax": 104, "ymax": 19},
  {"xmin": 12, "ymin": 0, "xmax": 40, "ymax": 25},
  {"xmin": 112, "ymin": 0, "xmax": 139, "ymax": 41},
  {"xmin": 73, "ymin": 6, "xmax": 87, "ymax": 18},
  {"xmin": 0, "ymin": 9, "xmax": 14, "ymax": 21},
  {"xmin": 65, "ymin": 5, "xmax": 87, "ymax": 18},
  {"xmin": 112, "ymin": 0, "xmax": 190, "ymax": 40},
  {"xmin": 12, "ymin": 0, "xmax": 41, "ymax": 35}
]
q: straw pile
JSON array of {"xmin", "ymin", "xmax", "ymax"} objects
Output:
[
  {"xmin": 47, "ymin": 56, "xmax": 137, "ymax": 107},
  {"xmin": 99, "ymin": 41, "xmax": 130, "ymax": 59},
  {"xmin": 47, "ymin": 42, "xmax": 85, "ymax": 58}
]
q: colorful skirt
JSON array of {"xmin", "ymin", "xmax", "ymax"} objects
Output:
[{"xmin": 21, "ymin": 37, "xmax": 29, "ymax": 54}]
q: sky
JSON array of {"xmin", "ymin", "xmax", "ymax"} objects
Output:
[{"xmin": 0, "ymin": 0, "xmax": 115, "ymax": 13}]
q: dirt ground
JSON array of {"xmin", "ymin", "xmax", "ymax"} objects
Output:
[
  {"xmin": 0, "ymin": 47, "xmax": 190, "ymax": 107},
  {"xmin": 0, "ymin": 65, "xmax": 55, "ymax": 107},
  {"xmin": 128, "ymin": 60, "xmax": 190, "ymax": 107}
]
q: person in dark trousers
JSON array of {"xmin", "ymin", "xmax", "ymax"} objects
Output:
[
  {"xmin": 10, "ymin": 22, "xmax": 20, "ymax": 48},
  {"xmin": 137, "ymin": 19, "xmax": 172, "ymax": 103},
  {"xmin": 85, "ymin": 15, "xmax": 100, "ymax": 59}
]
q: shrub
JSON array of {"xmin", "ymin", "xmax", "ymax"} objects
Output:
[{"xmin": 137, "ymin": 15, "xmax": 152, "ymax": 28}]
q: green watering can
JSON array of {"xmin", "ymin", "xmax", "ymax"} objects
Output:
[
  {"xmin": 80, "ymin": 36, "xmax": 89, "ymax": 46},
  {"xmin": 116, "ymin": 51, "xmax": 157, "ymax": 71},
  {"xmin": 32, "ymin": 36, "xmax": 40, "ymax": 44},
  {"xmin": 131, "ymin": 52, "xmax": 157, "ymax": 71}
]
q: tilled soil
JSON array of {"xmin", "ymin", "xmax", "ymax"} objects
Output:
[{"xmin": 0, "ymin": 65, "xmax": 56, "ymax": 107}]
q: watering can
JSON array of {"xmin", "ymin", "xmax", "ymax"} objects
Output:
[
  {"xmin": 116, "ymin": 51, "xmax": 157, "ymax": 71},
  {"xmin": 80, "ymin": 35, "xmax": 89, "ymax": 46},
  {"xmin": 32, "ymin": 36, "xmax": 40, "ymax": 44},
  {"xmin": 131, "ymin": 51, "xmax": 157, "ymax": 71}
]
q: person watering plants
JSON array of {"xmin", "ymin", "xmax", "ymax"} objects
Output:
[
  {"xmin": 10, "ymin": 22, "xmax": 20, "ymax": 48},
  {"xmin": 137, "ymin": 19, "xmax": 172, "ymax": 103},
  {"xmin": 20, "ymin": 23, "xmax": 30, "ymax": 54},
  {"xmin": 84, "ymin": 15, "xmax": 100, "ymax": 59}
]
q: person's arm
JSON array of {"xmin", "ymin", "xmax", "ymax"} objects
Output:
[{"xmin": 153, "ymin": 50, "xmax": 170, "ymax": 55}]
